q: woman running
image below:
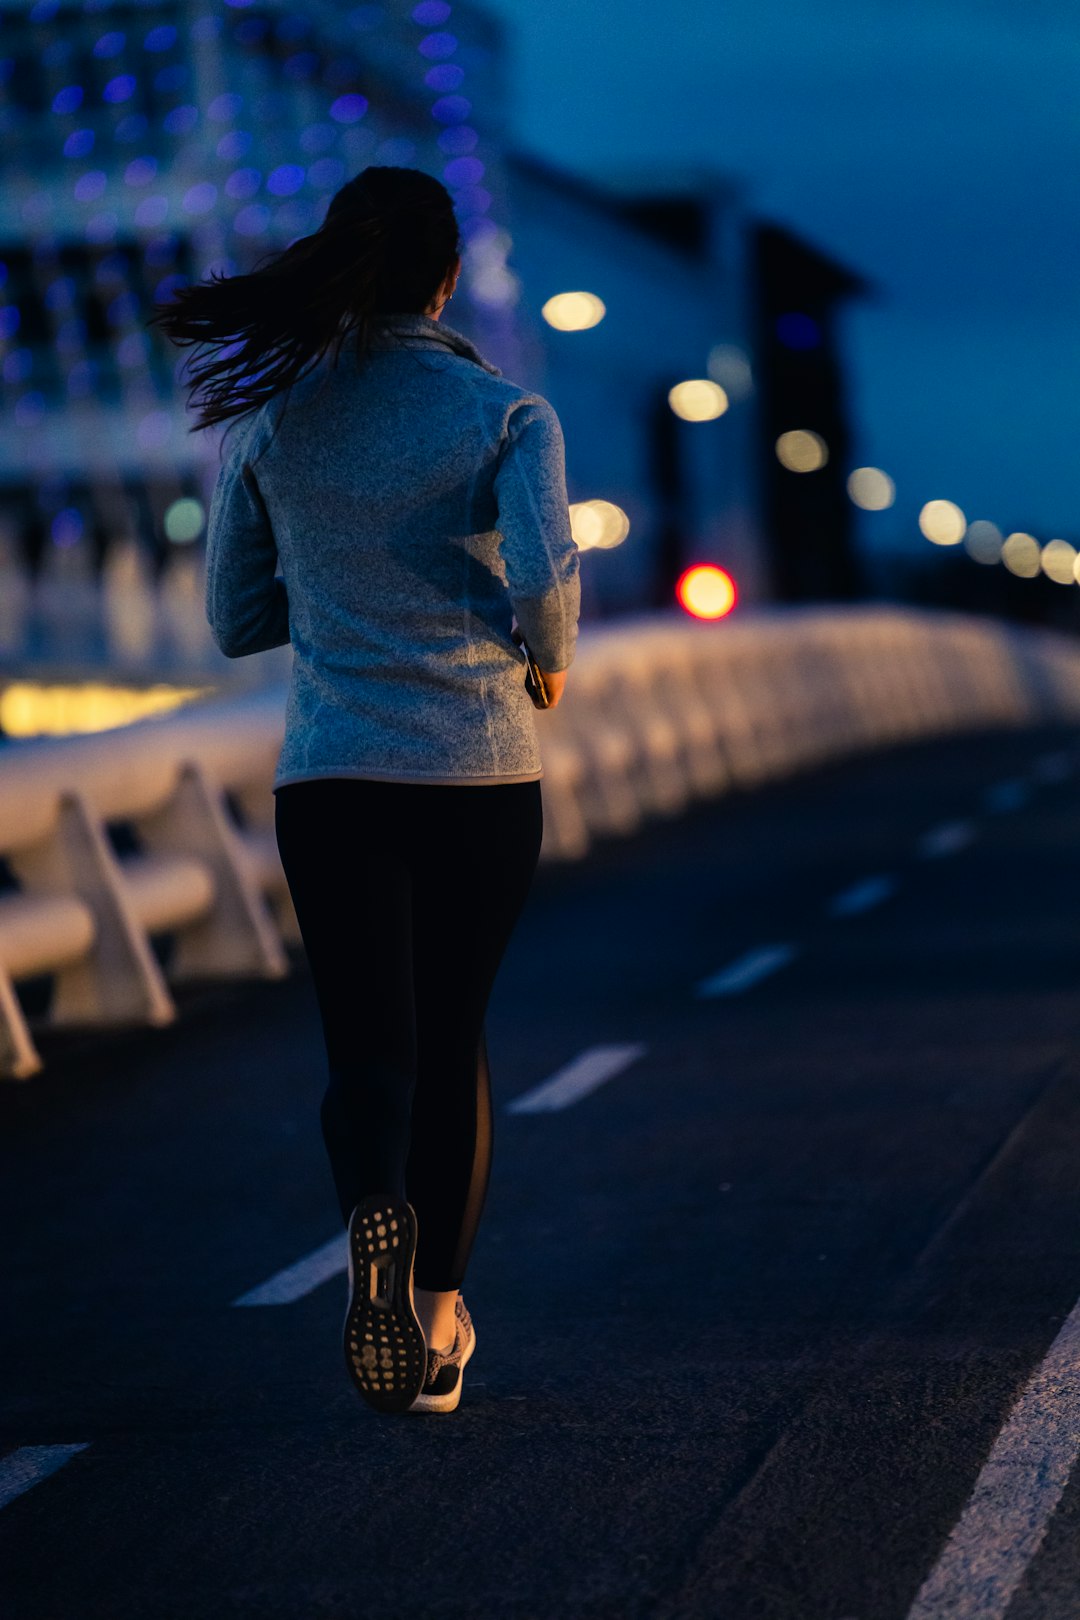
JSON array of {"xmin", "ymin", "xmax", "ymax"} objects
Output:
[{"xmin": 152, "ymin": 165, "xmax": 580, "ymax": 1415}]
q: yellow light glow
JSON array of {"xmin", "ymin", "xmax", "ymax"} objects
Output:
[
  {"xmin": 164, "ymin": 497, "xmax": 205, "ymax": 544},
  {"xmin": 568, "ymin": 500, "xmax": 630, "ymax": 551},
  {"xmin": 676, "ymin": 564, "xmax": 736, "ymax": 620},
  {"xmin": 0, "ymin": 682, "xmax": 209, "ymax": 739},
  {"xmin": 846, "ymin": 467, "xmax": 895, "ymax": 510},
  {"xmin": 540, "ymin": 291, "xmax": 606, "ymax": 331},
  {"xmin": 1001, "ymin": 531, "xmax": 1041, "ymax": 578},
  {"xmin": 776, "ymin": 430, "xmax": 827, "ymax": 472},
  {"xmin": 964, "ymin": 520, "xmax": 1003, "ymax": 565},
  {"xmin": 919, "ymin": 500, "xmax": 966, "ymax": 546},
  {"xmin": 1040, "ymin": 538, "xmax": 1077, "ymax": 585},
  {"xmin": 668, "ymin": 379, "xmax": 729, "ymax": 422}
]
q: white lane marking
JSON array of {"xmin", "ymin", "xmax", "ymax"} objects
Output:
[
  {"xmin": 983, "ymin": 779, "xmax": 1030, "ymax": 814},
  {"xmin": 1031, "ymin": 750, "xmax": 1073, "ymax": 785},
  {"xmin": 827, "ymin": 875, "xmax": 897, "ymax": 919},
  {"xmin": 232, "ymin": 1231, "xmax": 347, "ymax": 1307},
  {"xmin": 905, "ymin": 1295, "xmax": 1080, "ymax": 1620},
  {"xmin": 236, "ymin": 1046, "xmax": 651, "ymax": 1298},
  {"xmin": 0, "ymin": 1444, "xmax": 89, "ymax": 1511},
  {"xmin": 694, "ymin": 943, "xmax": 799, "ymax": 998},
  {"xmin": 506, "ymin": 1042, "xmax": 647, "ymax": 1114},
  {"xmin": 916, "ymin": 819, "xmax": 977, "ymax": 859}
]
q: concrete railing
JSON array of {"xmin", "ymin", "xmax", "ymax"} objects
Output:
[{"xmin": 1, "ymin": 603, "xmax": 1078, "ymax": 1080}]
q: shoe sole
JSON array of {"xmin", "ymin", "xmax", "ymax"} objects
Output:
[
  {"xmin": 344, "ymin": 1196, "xmax": 427, "ymax": 1415},
  {"xmin": 409, "ymin": 1319, "xmax": 477, "ymax": 1414}
]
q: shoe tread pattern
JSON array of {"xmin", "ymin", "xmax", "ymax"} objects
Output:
[{"xmin": 344, "ymin": 1196, "xmax": 427, "ymax": 1415}]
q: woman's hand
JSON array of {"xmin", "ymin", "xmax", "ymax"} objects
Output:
[{"xmin": 537, "ymin": 666, "xmax": 567, "ymax": 708}]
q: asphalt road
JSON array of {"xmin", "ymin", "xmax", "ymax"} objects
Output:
[{"xmin": 3, "ymin": 720, "xmax": 1080, "ymax": 1620}]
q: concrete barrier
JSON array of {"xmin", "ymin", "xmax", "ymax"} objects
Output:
[{"xmin": 1, "ymin": 604, "xmax": 1077, "ymax": 1079}]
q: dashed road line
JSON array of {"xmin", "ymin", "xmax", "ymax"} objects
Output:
[
  {"xmin": 916, "ymin": 819, "xmax": 977, "ymax": 860},
  {"xmin": 233, "ymin": 1231, "xmax": 347, "ymax": 1307},
  {"xmin": 236, "ymin": 749, "xmax": 1070, "ymax": 1307},
  {"xmin": 235, "ymin": 1046, "xmax": 650, "ymax": 1301},
  {"xmin": 827, "ymin": 874, "xmax": 898, "ymax": 919},
  {"xmin": 905, "ymin": 1291, "xmax": 1080, "ymax": 1619},
  {"xmin": 506, "ymin": 1042, "xmax": 647, "ymax": 1114},
  {"xmin": 0, "ymin": 1444, "xmax": 89, "ymax": 1511},
  {"xmin": 983, "ymin": 779, "xmax": 1031, "ymax": 814},
  {"xmin": 694, "ymin": 943, "xmax": 799, "ymax": 998}
]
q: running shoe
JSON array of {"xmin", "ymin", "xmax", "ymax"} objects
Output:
[
  {"xmin": 410, "ymin": 1295, "xmax": 477, "ymax": 1414},
  {"xmin": 344, "ymin": 1195, "xmax": 427, "ymax": 1414}
]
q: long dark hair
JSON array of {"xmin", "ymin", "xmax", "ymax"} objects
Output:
[{"xmin": 147, "ymin": 165, "xmax": 461, "ymax": 438}]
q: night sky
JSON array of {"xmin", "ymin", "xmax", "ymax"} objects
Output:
[{"xmin": 484, "ymin": 0, "xmax": 1079, "ymax": 557}]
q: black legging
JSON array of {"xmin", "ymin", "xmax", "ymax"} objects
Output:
[{"xmin": 273, "ymin": 776, "xmax": 544, "ymax": 1292}]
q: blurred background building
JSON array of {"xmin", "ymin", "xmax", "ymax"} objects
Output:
[{"xmin": 0, "ymin": 0, "xmax": 871, "ymax": 737}]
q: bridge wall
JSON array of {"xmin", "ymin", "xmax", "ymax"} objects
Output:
[{"xmin": 1, "ymin": 604, "xmax": 1077, "ymax": 1079}]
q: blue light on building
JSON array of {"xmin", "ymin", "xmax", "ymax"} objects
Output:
[{"xmin": 0, "ymin": 0, "xmax": 811, "ymax": 675}]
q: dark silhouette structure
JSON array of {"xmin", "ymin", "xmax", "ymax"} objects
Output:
[
  {"xmin": 646, "ymin": 385, "xmax": 687, "ymax": 609},
  {"xmin": 750, "ymin": 222, "xmax": 873, "ymax": 602}
]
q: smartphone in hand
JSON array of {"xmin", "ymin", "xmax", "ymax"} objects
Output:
[{"xmin": 510, "ymin": 625, "xmax": 552, "ymax": 708}]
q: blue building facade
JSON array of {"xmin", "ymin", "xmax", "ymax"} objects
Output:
[
  {"xmin": 0, "ymin": 0, "xmax": 769, "ymax": 679},
  {"xmin": 500, "ymin": 152, "xmax": 767, "ymax": 613}
]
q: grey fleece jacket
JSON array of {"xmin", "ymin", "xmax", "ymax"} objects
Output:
[{"xmin": 204, "ymin": 309, "xmax": 581, "ymax": 789}]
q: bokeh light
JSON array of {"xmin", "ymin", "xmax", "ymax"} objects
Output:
[
  {"xmin": 847, "ymin": 467, "xmax": 895, "ymax": 510},
  {"xmin": 963, "ymin": 519, "xmax": 1003, "ymax": 564},
  {"xmin": 668, "ymin": 380, "xmax": 728, "ymax": 422},
  {"xmin": 706, "ymin": 343, "xmax": 753, "ymax": 401},
  {"xmin": 776, "ymin": 312, "xmax": 820, "ymax": 349},
  {"xmin": 164, "ymin": 498, "xmax": 205, "ymax": 545},
  {"xmin": 412, "ymin": 1, "xmax": 452, "ymax": 22},
  {"xmin": 919, "ymin": 499, "xmax": 966, "ymax": 545},
  {"xmin": 1039, "ymin": 538, "xmax": 1077, "ymax": 585},
  {"xmin": 541, "ymin": 291, "xmax": 606, "ymax": 331},
  {"xmin": 676, "ymin": 564, "xmax": 737, "ymax": 620},
  {"xmin": 776, "ymin": 429, "xmax": 828, "ymax": 472},
  {"xmin": 568, "ymin": 500, "xmax": 630, "ymax": 551},
  {"xmin": 1001, "ymin": 531, "xmax": 1041, "ymax": 578}
]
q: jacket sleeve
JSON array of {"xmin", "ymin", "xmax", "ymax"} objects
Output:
[
  {"xmin": 493, "ymin": 396, "xmax": 581, "ymax": 672},
  {"xmin": 204, "ymin": 414, "xmax": 291, "ymax": 658}
]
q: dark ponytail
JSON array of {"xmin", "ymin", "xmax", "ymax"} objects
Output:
[{"xmin": 148, "ymin": 165, "xmax": 462, "ymax": 438}]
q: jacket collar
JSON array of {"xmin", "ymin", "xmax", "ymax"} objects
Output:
[{"xmin": 365, "ymin": 310, "xmax": 503, "ymax": 376}]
